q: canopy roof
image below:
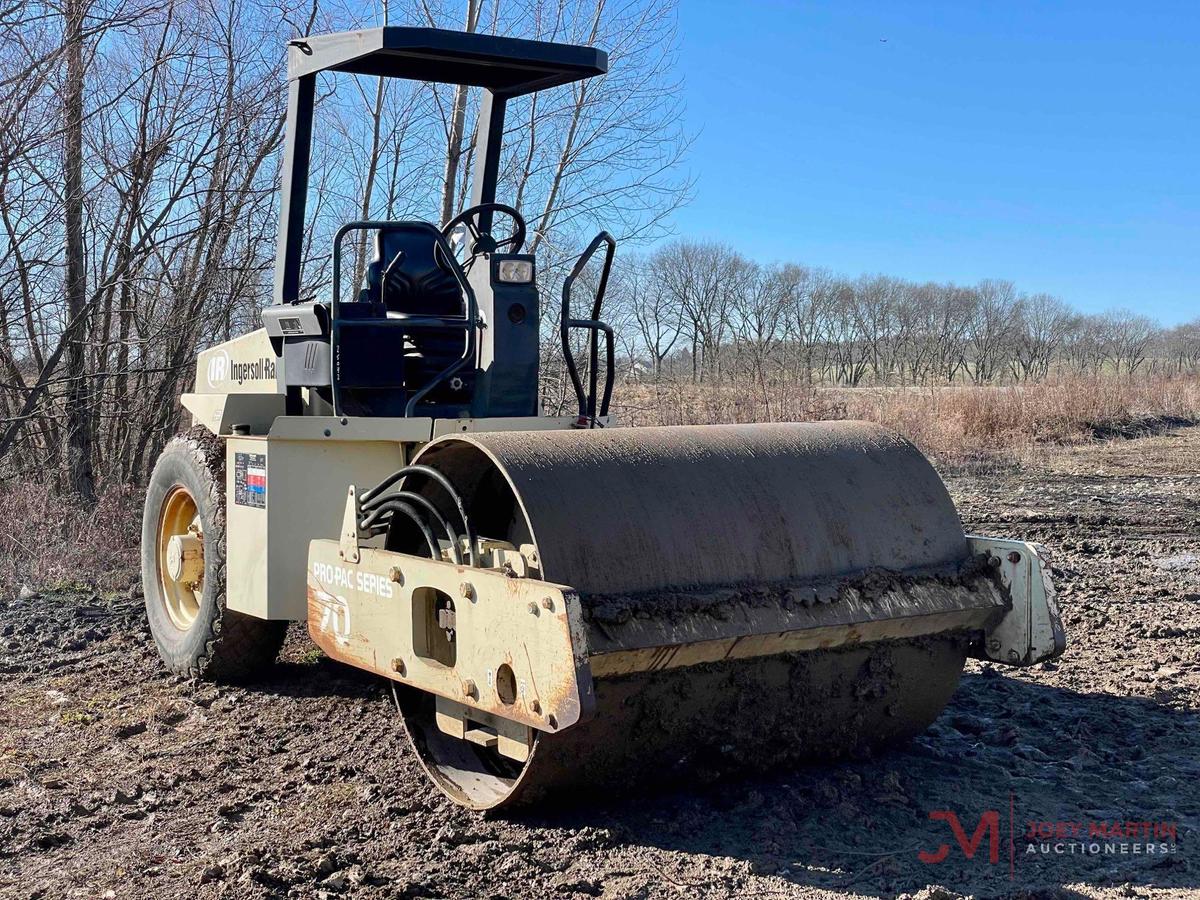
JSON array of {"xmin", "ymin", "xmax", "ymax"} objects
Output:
[{"xmin": 288, "ymin": 27, "xmax": 607, "ymax": 94}]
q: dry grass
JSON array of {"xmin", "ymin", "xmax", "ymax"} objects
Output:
[
  {"xmin": 0, "ymin": 482, "xmax": 142, "ymax": 598},
  {"xmin": 613, "ymin": 374, "xmax": 1200, "ymax": 465}
]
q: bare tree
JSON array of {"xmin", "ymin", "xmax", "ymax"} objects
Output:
[
  {"xmin": 1105, "ymin": 309, "xmax": 1157, "ymax": 375},
  {"xmin": 968, "ymin": 279, "xmax": 1018, "ymax": 383},
  {"xmin": 618, "ymin": 254, "xmax": 681, "ymax": 378},
  {"xmin": 1010, "ymin": 293, "xmax": 1073, "ymax": 381},
  {"xmin": 62, "ymin": 0, "xmax": 94, "ymax": 498},
  {"xmin": 848, "ymin": 275, "xmax": 901, "ymax": 383},
  {"xmin": 653, "ymin": 241, "xmax": 745, "ymax": 383},
  {"xmin": 782, "ymin": 265, "xmax": 831, "ymax": 385},
  {"xmin": 728, "ymin": 262, "xmax": 788, "ymax": 416},
  {"xmin": 1165, "ymin": 319, "xmax": 1200, "ymax": 374}
]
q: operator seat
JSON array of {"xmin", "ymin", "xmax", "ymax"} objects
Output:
[
  {"xmin": 341, "ymin": 221, "xmax": 473, "ymax": 416},
  {"xmin": 364, "ymin": 222, "xmax": 463, "ymax": 316}
]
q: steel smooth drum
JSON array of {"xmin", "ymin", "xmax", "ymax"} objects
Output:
[{"xmin": 396, "ymin": 423, "xmax": 981, "ymax": 808}]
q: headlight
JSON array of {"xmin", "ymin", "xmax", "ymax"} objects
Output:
[{"xmin": 497, "ymin": 259, "xmax": 534, "ymax": 284}]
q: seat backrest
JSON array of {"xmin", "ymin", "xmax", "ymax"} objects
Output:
[
  {"xmin": 345, "ymin": 220, "xmax": 475, "ymax": 418},
  {"xmin": 364, "ymin": 222, "xmax": 463, "ymax": 316}
]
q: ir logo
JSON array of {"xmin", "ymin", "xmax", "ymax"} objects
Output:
[{"xmin": 206, "ymin": 351, "xmax": 229, "ymax": 387}]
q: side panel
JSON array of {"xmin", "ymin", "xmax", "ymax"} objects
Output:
[
  {"xmin": 221, "ymin": 415, "xmax": 582, "ymax": 619},
  {"xmin": 182, "ymin": 393, "xmax": 286, "ymax": 436},
  {"xmin": 467, "ymin": 254, "xmax": 540, "ymax": 418},
  {"xmin": 225, "ymin": 437, "xmax": 270, "ymax": 616},
  {"xmin": 225, "ymin": 436, "xmax": 408, "ymax": 620},
  {"xmin": 195, "ymin": 329, "xmax": 279, "ymax": 395}
]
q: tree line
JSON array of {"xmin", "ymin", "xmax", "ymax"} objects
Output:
[{"xmin": 569, "ymin": 241, "xmax": 1200, "ymax": 405}]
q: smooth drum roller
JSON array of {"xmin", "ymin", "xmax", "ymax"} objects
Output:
[{"xmin": 386, "ymin": 422, "xmax": 1011, "ymax": 808}]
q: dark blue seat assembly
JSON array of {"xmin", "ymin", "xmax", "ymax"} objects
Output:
[
  {"xmin": 336, "ymin": 222, "xmax": 475, "ymax": 418},
  {"xmin": 365, "ymin": 223, "xmax": 463, "ymax": 315}
]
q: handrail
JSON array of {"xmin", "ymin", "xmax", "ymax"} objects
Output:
[
  {"xmin": 560, "ymin": 230, "xmax": 616, "ymax": 424},
  {"xmin": 330, "ymin": 220, "xmax": 478, "ymax": 417}
]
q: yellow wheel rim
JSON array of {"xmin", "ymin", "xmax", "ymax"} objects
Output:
[{"xmin": 157, "ymin": 485, "xmax": 204, "ymax": 630}]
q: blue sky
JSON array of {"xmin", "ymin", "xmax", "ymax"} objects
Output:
[{"xmin": 671, "ymin": 1, "xmax": 1198, "ymax": 324}]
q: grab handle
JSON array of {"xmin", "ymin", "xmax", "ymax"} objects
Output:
[{"xmin": 560, "ymin": 231, "xmax": 616, "ymax": 423}]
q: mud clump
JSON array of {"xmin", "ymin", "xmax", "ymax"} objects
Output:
[{"xmin": 584, "ymin": 555, "xmax": 995, "ymax": 628}]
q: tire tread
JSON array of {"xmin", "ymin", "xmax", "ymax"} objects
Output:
[{"xmin": 144, "ymin": 426, "xmax": 285, "ymax": 681}]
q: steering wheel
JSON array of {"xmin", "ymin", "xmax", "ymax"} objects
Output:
[{"xmin": 440, "ymin": 202, "xmax": 527, "ymax": 267}]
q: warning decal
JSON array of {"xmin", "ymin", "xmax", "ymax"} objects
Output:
[{"xmin": 234, "ymin": 452, "xmax": 267, "ymax": 508}]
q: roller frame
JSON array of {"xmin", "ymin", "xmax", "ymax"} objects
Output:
[
  {"xmin": 968, "ymin": 536, "xmax": 1066, "ymax": 666},
  {"xmin": 306, "ymin": 537, "xmax": 594, "ymax": 735},
  {"xmin": 308, "ymin": 536, "xmax": 1062, "ymax": 742}
]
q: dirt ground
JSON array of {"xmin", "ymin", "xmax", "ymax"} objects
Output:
[{"xmin": 2, "ymin": 427, "xmax": 1199, "ymax": 900}]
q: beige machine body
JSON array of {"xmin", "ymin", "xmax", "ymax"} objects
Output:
[{"xmin": 183, "ymin": 347, "xmax": 592, "ymax": 621}]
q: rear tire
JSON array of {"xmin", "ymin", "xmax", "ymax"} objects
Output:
[{"xmin": 142, "ymin": 427, "xmax": 285, "ymax": 681}]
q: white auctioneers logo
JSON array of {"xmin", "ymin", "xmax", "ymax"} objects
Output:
[{"xmin": 206, "ymin": 351, "xmax": 230, "ymax": 388}]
